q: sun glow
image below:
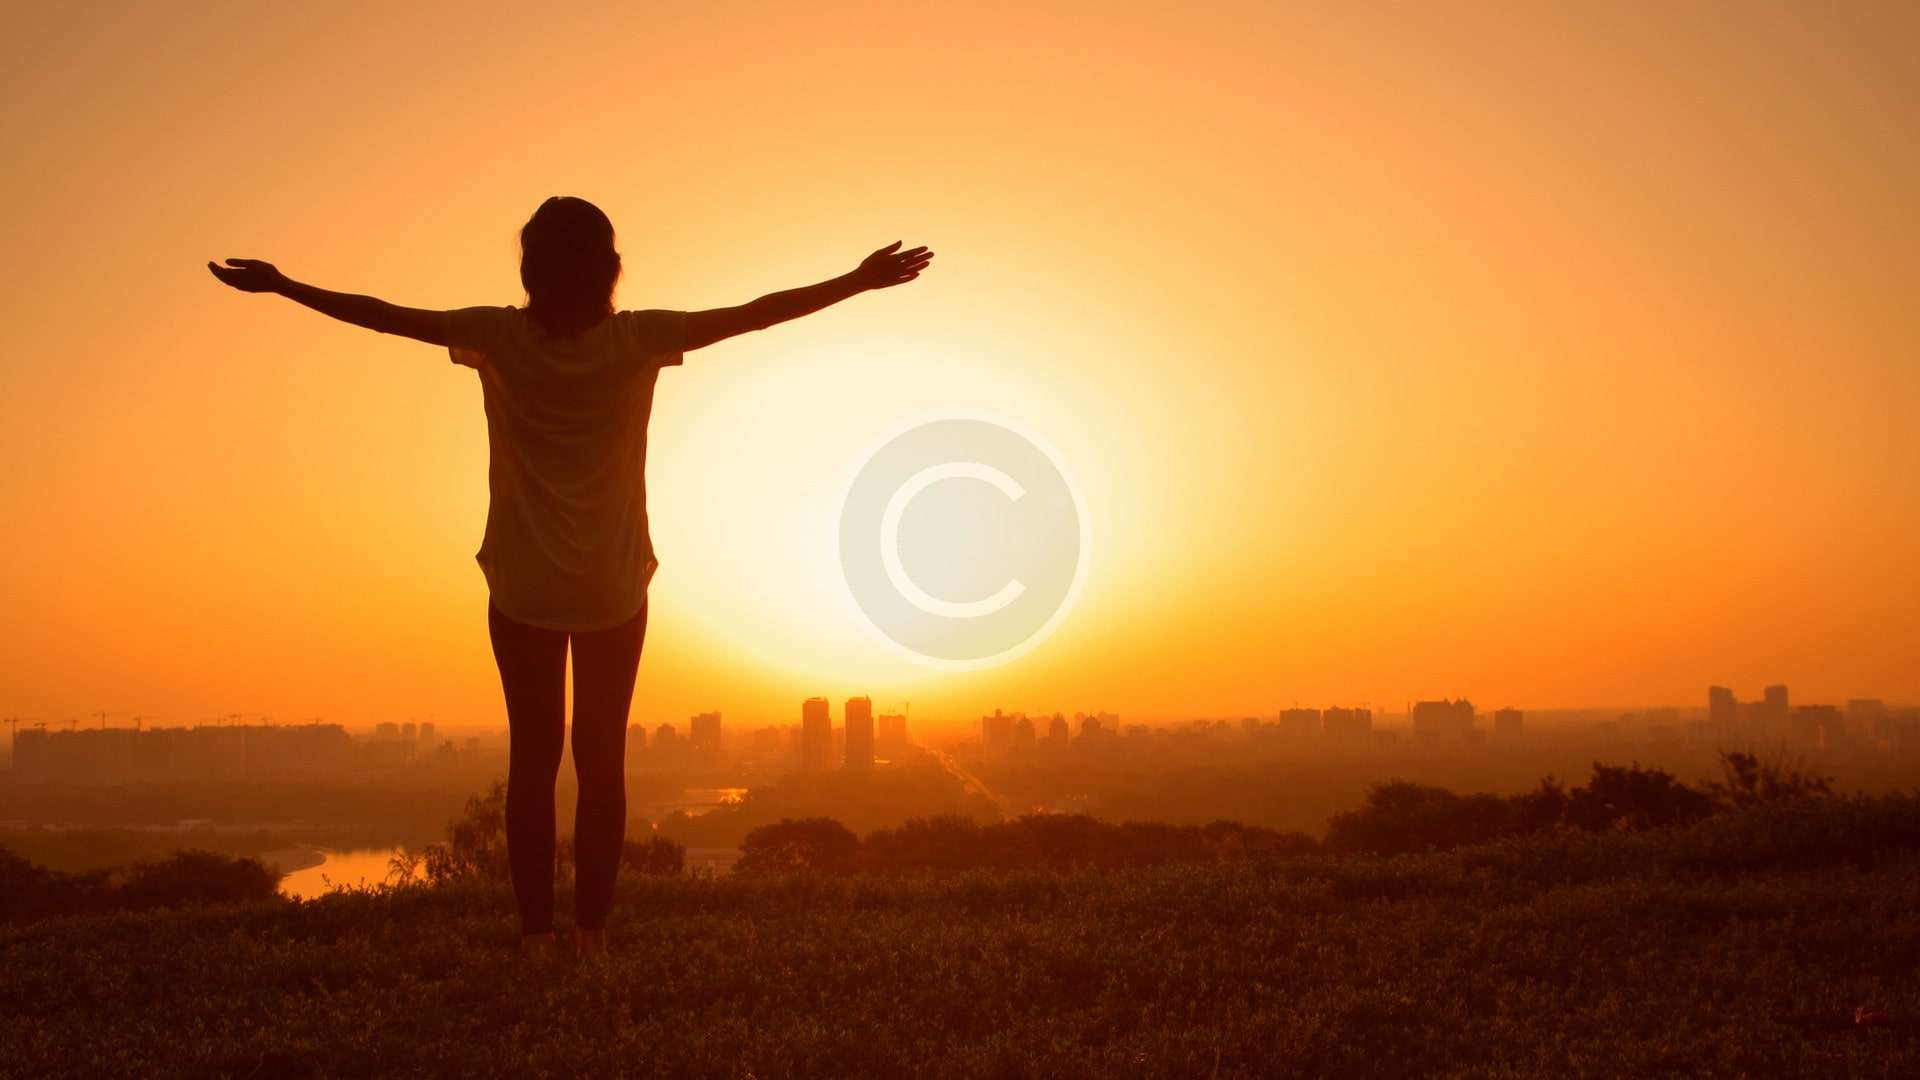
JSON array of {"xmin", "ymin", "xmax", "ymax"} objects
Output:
[{"xmin": 1, "ymin": 3, "xmax": 1915, "ymax": 731}]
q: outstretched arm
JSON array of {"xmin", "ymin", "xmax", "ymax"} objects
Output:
[
  {"xmin": 681, "ymin": 241, "xmax": 933, "ymax": 352},
  {"xmin": 206, "ymin": 258, "xmax": 451, "ymax": 346}
]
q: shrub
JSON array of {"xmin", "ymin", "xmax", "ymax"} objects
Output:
[
  {"xmin": 622, "ymin": 835, "xmax": 686, "ymax": 876},
  {"xmin": 1705, "ymin": 750, "xmax": 1834, "ymax": 809},
  {"xmin": 857, "ymin": 815, "xmax": 989, "ymax": 874},
  {"xmin": 112, "ymin": 850, "xmax": 280, "ymax": 912},
  {"xmin": 736, "ymin": 818, "xmax": 861, "ymax": 874},
  {"xmin": 1563, "ymin": 762, "xmax": 1715, "ymax": 832},
  {"xmin": 1324, "ymin": 782, "xmax": 1516, "ymax": 856}
]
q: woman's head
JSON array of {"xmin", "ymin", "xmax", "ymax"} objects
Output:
[{"xmin": 519, "ymin": 196, "xmax": 621, "ymax": 337}]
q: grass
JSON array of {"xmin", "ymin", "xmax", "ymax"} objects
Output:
[{"xmin": 4, "ymin": 804, "xmax": 1919, "ymax": 1078}]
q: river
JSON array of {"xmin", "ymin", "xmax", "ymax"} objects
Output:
[
  {"xmin": 270, "ymin": 843, "xmax": 741, "ymax": 898},
  {"xmin": 269, "ymin": 847, "xmax": 418, "ymax": 900}
]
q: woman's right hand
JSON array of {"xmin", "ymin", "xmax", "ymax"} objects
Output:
[{"xmin": 206, "ymin": 258, "xmax": 289, "ymax": 294}]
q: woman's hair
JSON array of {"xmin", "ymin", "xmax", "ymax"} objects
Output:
[{"xmin": 519, "ymin": 196, "xmax": 622, "ymax": 337}]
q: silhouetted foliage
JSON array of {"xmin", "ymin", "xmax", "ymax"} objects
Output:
[
  {"xmin": 0, "ymin": 845, "xmax": 107, "ymax": 923},
  {"xmin": 735, "ymin": 817, "xmax": 861, "ymax": 874},
  {"xmin": 1706, "ymin": 750, "xmax": 1834, "ymax": 808},
  {"xmin": 1562, "ymin": 761, "xmax": 1715, "ymax": 831},
  {"xmin": 0, "ymin": 844, "xmax": 275, "ymax": 924},
  {"xmin": 113, "ymin": 849, "xmax": 280, "ymax": 911},
  {"xmin": 422, "ymin": 776, "xmax": 683, "ymax": 882},
  {"xmin": 1509, "ymin": 776, "xmax": 1570, "ymax": 834},
  {"xmin": 423, "ymin": 778, "xmax": 512, "ymax": 884},
  {"xmin": 621, "ymin": 835, "xmax": 686, "ymax": 876},
  {"xmin": 735, "ymin": 813, "xmax": 1318, "ymax": 875},
  {"xmin": 1325, "ymin": 782, "xmax": 1517, "ymax": 856},
  {"xmin": 13, "ymin": 793, "xmax": 1920, "ymax": 1075},
  {"xmin": 1327, "ymin": 758, "xmax": 1741, "ymax": 855}
]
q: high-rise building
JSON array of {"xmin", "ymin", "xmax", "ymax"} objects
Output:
[
  {"xmin": 1493, "ymin": 708, "xmax": 1524, "ymax": 736},
  {"xmin": 751, "ymin": 725, "xmax": 786, "ymax": 764},
  {"xmin": 626, "ymin": 724, "xmax": 647, "ymax": 757},
  {"xmin": 1848, "ymin": 699, "xmax": 1888, "ymax": 741},
  {"xmin": 1011, "ymin": 714, "xmax": 1037, "ymax": 753},
  {"xmin": 982, "ymin": 709, "xmax": 1014, "ymax": 757},
  {"xmin": 1791, "ymin": 704, "xmax": 1842, "ymax": 748},
  {"xmin": 1278, "ymin": 708, "xmax": 1321, "ymax": 737},
  {"xmin": 1047, "ymin": 713, "xmax": 1070, "ymax": 750},
  {"xmin": 689, "ymin": 711, "xmax": 723, "ymax": 766},
  {"xmin": 419, "ymin": 722, "xmax": 436, "ymax": 743},
  {"xmin": 1708, "ymin": 686, "xmax": 1738, "ymax": 729},
  {"xmin": 1322, "ymin": 707, "xmax": 1372, "ymax": 738},
  {"xmin": 801, "ymin": 698, "xmax": 833, "ymax": 772},
  {"xmin": 844, "ymin": 697, "xmax": 874, "ymax": 770},
  {"xmin": 1411, "ymin": 699, "xmax": 1475, "ymax": 738},
  {"xmin": 877, "ymin": 712, "xmax": 909, "ymax": 759},
  {"xmin": 12, "ymin": 722, "xmax": 354, "ymax": 784},
  {"xmin": 1760, "ymin": 685, "xmax": 1790, "ymax": 737}
]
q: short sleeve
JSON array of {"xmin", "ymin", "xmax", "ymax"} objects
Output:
[
  {"xmin": 445, "ymin": 305, "xmax": 520, "ymax": 369},
  {"xmin": 617, "ymin": 309, "xmax": 688, "ymax": 369}
]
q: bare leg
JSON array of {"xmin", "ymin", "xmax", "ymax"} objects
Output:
[
  {"xmin": 568, "ymin": 602, "xmax": 648, "ymax": 948},
  {"xmin": 487, "ymin": 599, "xmax": 569, "ymax": 940}
]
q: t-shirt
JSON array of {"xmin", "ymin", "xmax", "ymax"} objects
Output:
[{"xmin": 445, "ymin": 305, "xmax": 686, "ymax": 632}]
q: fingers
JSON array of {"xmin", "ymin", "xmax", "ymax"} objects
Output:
[{"xmin": 874, "ymin": 241, "xmax": 902, "ymax": 255}]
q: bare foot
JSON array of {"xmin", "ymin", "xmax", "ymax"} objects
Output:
[
  {"xmin": 576, "ymin": 928, "xmax": 608, "ymax": 959},
  {"xmin": 519, "ymin": 931, "xmax": 558, "ymax": 960}
]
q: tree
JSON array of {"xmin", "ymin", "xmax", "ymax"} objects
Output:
[
  {"xmin": 736, "ymin": 818, "xmax": 859, "ymax": 874},
  {"xmin": 1706, "ymin": 750, "xmax": 1833, "ymax": 809},
  {"xmin": 1563, "ymin": 762, "xmax": 1714, "ymax": 832},
  {"xmin": 113, "ymin": 850, "xmax": 279, "ymax": 911},
  {"xmin": 423, "ymin": 779, "xmax": 511, "ymax": 883},
  {"xmin": 621, "ymin": 835, "xmax": 686, "ymax": 876}
]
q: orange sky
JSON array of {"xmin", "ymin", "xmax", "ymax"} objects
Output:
[{"xmin": 2, "ymin": 3, "xmax": 1916, "ymax": 733}]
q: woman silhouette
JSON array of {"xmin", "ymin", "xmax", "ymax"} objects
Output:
[{"xmin": 209, "ymin": 197, "xmax": 932, "ymax": 957}]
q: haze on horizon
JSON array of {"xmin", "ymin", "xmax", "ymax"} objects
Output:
[{"xmin": 1, "ymin": 2, "xmax": 1915, "ymax": 732}]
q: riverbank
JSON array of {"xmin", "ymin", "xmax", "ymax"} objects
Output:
[{"xmin": 258, "ymin": 844, "xmax": 326, "ymax": 879}]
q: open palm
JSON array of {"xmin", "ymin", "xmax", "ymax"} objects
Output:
[
  {"xmin": 854, "ymin": 242, "xmax": 934, "ymax": 289},
  {"xmin": 206, "ymin": 258, "xmax": 287, "ymax": 294}
]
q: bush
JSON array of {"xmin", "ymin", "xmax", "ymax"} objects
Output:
[
  {"xmin": 736, "ymin": 818, "xmax": 861, "ymax": 874},
  {"xmin": 423, "ymin": 779, "xmax": 512, "ymax": 884},
  {"xmin": 1325, "ymin": 782, "xmax": 1516, "ymax": 856},
  {"xmin": 1, "ymin": 845, "xmax": 274, "ymax": 923},
  {"xmin": 1563, "ymin": 761, "xmax": 1715, "ymax": 832},
  {"xmin": 622, "ymin": 835, "xmax": 686, "ymax": 876},
  {"xmin": 744, "ymin": 813, "xmax": 1320, "ymax": 875},
  {"xmin": 1706, "ymin": 750, "xmax": 1834, "ymax": 808},
  {"xmin": 113, "ymin": 850, "xmax": 280, "ymax": 912},
  {"xmin": 1326, "ymin": 760, "xmax": 1742, "ymax": 856}
]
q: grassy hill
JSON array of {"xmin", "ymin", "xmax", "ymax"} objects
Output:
[{"xmin": 4, "ymin": 798, "xmax": 1919, "ymax": 1077}]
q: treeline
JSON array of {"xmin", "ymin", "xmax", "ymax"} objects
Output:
[
  {"xmin": 1323, "ymin": 751, "xmax": 1832, "ymax": 856},
  {"xmin": 0, "ymin": 751, "xmax": 1867, "ymax": 923},
  {"xmin": 734, "ymin": 814, "xmax": 1317, "ymax": 875},
  {"xmin": 735, "ymin": 752, "xmax": 1843, "ymax": 873},
  {"xmin": 0, "ymin": 847, "xmax": 278, "ymax": 924}
]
